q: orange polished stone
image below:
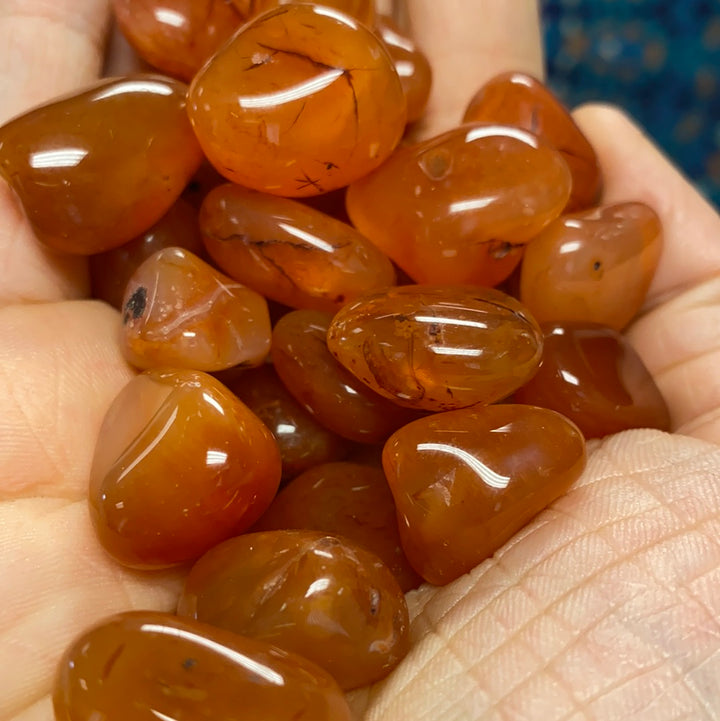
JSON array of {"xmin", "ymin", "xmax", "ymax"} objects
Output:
[
  {"xmin": 112, "ymin": 0, "xmax": 247, "ymax": 81},
  {"xmin": 248, "ymin": 0, "xmax": 375, "ymax": 25},
  {"xmin": 187, "ymin": 4, "xmax": 406, "ymax": 196},
  {"xmin": 225, "ymin": 365, "xmax": 350, "ymax": 479},
  {"xmin": 90, "ymin": 198, "xmax": 203, "ymax": 309},
  {"xmin": 346, "ymin": 123, "xmax": 571, "ymax": 286},
  {"xmin": 514, "ymin": 322, "xmax": 671, "ymax": 438},
  {"xmin": 54, "ymin": 611, "xmax": 352, "ymax": 721},
  {"xmin": 0, "ymin": 76, "xmax": 203, "ymax": 255},
  {"xmin": 272, "ymin": 310, "xmax": 421, "ymax": 443},
  {"xmin": 120, "ymin": 247, "xmax": 271, "ymax": 371},
  {"xmin": 178, "ymin": 530, "xmax": 410, "ymax": 689},
  {"xmin": 383, "ymin": 405, "xmax": 586, "ymax": 585},
  {"xmin": 375, "ymin": 14, "xmax": 432, "ymax": 124},
  {"xmin": 519, "ymin": 202, "xmax": 662, "ymax": 330},
  {"xmin": 89, "ymin": 369, "xmax": 281, "ymax": 568},
  {"xmin": 463, "ymin": 72, "xmax": 601, "ymax": 211},
  {"xmin": 327, "ymin": 285, "xmax": 544, "ymax": 411},
  {"xmin": 200, "ymin": 183, "xmax": 396, "ymax": 312},
  {"xmin": 255, "ymin": 461, "xmax": 422, "ymax": 591}
]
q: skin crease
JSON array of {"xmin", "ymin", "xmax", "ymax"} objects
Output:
[{"xmin": 2, "ymin": 0, "xmax": 720, "ymax": 719}]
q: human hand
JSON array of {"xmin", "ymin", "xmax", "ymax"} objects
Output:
[{"xmin": 3, "ymin": 1, "xmax": 720, "ymax": 720}]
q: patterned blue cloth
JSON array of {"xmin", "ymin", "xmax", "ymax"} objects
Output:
[{"xmin": 542, "ymin": 0, "xmax": 720, "ymax": 206}]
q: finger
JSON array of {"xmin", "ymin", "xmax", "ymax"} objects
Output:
[
  {"xmin": 0, "ymin": 300, "xmax": 135, "ymax": 502},
  {"xmin": 0, "ymin": 0, "xmax": 111, "ymax": 303},
  {"xmin": 573, "ymin": 104, "xmax": 720, "ymax": 444},
  {"xmin": 358, "ymin": 430, "xmax": 720, "ymax": 720},
  {"xmin": 573, "ymin": 103, "xmax": 720, "ymax": 309},
  {"xmin": 406, "ymin": 0, "xmax": 544, "ymax": 139},
  {"xmin": 0, "ymin": 0, "xmax": 110, "ymax": 124},
  {"xmin": 627, "ymin": 276, "xmax": 720, "ymax": 444}
]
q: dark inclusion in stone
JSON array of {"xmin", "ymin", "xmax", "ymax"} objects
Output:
[{"xmin": 123, "ymin": 286, "xmax": 148, "ymax": 324}]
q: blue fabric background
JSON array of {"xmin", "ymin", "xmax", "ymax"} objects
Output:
[{"xmin": 542, "ymin": 0, "xmax": 720, "ymax": 206}]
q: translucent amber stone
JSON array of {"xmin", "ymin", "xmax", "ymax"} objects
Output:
[
  {"xmin": 272, "ymin": 310, "xmax": 421, "ymax": 443},
  {"xmin": 200, "ymin": 184, "xmax": 396, "ymax": 312},
  {"xmin": 112, "ymin": 0, "xmax": 247, "ymax": 81},
  {"xmin": 120, "ymin": 248, "xmax": 271, "ymax": 372},
  {"xmin": 0, "ymin": 76, "xmax": 203, "ymax": 255},
  {"xmin": 90, "ymin": 198, "xmax": 203, "ymax": 309},
  {"xmin": 463, "ymin": 72, "xmax": 601, "ymax": 211},
  {"xmin": 520, "ymin": 202, "xmax": 662, "ymax": 330},
  {"xmin": 346, "ymin": 123, "xmax": 571, "ymax": 286},
  {"xmin": 178, "ymin": 530, "xmax": 410, "ymax": 689},
  {"xmin": 89, "ymin": 369, "xmax": 281, "ymax": 568},
  {"xmin": 383, "ymin": 405, "xmax": 586, "ymax": 585},
  {"xmin": 54, "ymin": 611, "xmax": 352, "ymax": 721},
  {"xmin": 514, "ymin": 322, "xmax": 671, "ymax": 438},
  {"xmin": 375, "ymin": 14, "xmax": 432, "ymax": 124},
  {"xmin": 249, "ymin": 0, "xmax": 375, "ymax": 25},
  {"xmin": 327, "ymin": 285, "xmax": 544, "ymax": 412},
  {"xmin": 225, "ymin": 365, "xmax": 350, "ymax": 479},
  {"xmin": 187, "ymin": 4, "xmax": 406, "ymax": 196},
  {"xmin": 255, "ymin": 462, "xmax": 422, "ymax": 591}
]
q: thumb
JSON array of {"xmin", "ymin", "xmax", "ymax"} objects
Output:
[{"xmin": 0, "ymin": 0, "xmax": 110, "ymax": 304}]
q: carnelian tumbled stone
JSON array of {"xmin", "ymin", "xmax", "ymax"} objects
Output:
[
  {"xmin": 120, "ymin": 247, "xmax": 271, "ymax": 371},
  {"xmin": 272, "ymin": 310, "xmax": 421, "ymax": 443},
  {"xmin": 54, "ymin": 611, "xmax": 352, "ymax": 721},
  {"xmin": 89, "ymin": 369, "xmax": 281, "ymax": 568},
  {"xmin": 346, "ymin": 123, "xmax": 571, "ymax": 286},
  {"xmin": 112, "ymin": 0, "xmax": 247, "ymax": 81},
  {"xmin": 187, "ymin": 4, "xmax": 406, "ymax": 196},
  {"xmin": 249, "ymin": 0, "xmax": 375, "ymax": 25},
  {"xmin": 327, "ymin": 285, "xmax": 544, "ymax": 411},
  {"xmin": 0, "ymin": 76, "xmax": 203, "ymax": 255},
  {"xmin": 514, "ymin": 322, "xmax": 671, "ymax": 438},
  {"xmin": 178, "ymin": 530, "xmax": 410, "ymax": 689},
  {"xmin": 200, "ymin": 184, "xmax": 396, "ymax": 312},
  {"xmin": 520, "ymin": 202, "xmax": 662, "ymax": 330},
  {"xmin": 225, "ymin": 365, "xmax": 350, "ymax": 479},
  {"xmin": 255, "ymin": 461, "xmax": 422, "ymax": 591},
  {"xmin": 90, "ymin": 198, "xmax": 203, "ymax": 309},
  {"xmin": 463, "ymin": 72, "xmax": 601, "ymax": 211},
  {"xmin": 383, "ymin": 405, "xmax": 586, "ymax": 585},
  {"xmin": 375, "ymin": 15, "xmax": 432, "ymax": 124}
]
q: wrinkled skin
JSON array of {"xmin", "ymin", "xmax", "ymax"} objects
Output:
[{"xmin": 3, "ymin": 2, "xmax": 720, "ymax": 720}]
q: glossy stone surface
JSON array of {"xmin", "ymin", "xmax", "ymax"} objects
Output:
[
  {"xmin": 327, "ymin": 285, "xmax": 544, "ymax": 411},
  {"xmin": 346, "ymin": 123, "xmax": 571, "ymax": 286},
  {"xmin": 375, "ymin": 14, "xmax": 432, "ymax": 124},
  {"xmin": 272, "ymin": 309, "xmax": 421, "ymax": 443},
  {"xmin": 91, "ymin": 198, "xmax": 203, "ymax": 309},
  {"xmin": 200, "ymin": 183, "xmax": 396, "ymax": 312},
  {"xmin": 0, "ymin": 76, "xmax": 203, "ymax": 255},
  {"xmin": 188, "ymin": 4, "xmax": 406, "ymax": 196},
  {"xmin": 89, "ymin": 369, "xmax": 281, "ymax": 568},
  {"xmin": 520, "ymin": 202, "xmax": 662, "ymax": 330},
  {"xmin": 249, "ymin": 0, "xmax": 375, "ymax": 25},
  {"xmin": 463, "ymin": 72, "xmax": 601, "ymax": 211},
  {"xmin": 383, "ymin": 405, "xmax": 586, "ymax": 585},
  {"xmin": 255, "ymin": 462, "xmax": 421, "ymax": 590},
  {"xmin": 54, "ymin": 611, "xmax": 352, "ymax": 721},
  {"xmin": 178, "ymin": 530, "xmax": 410, "ymax": 689},
  {"xmin": 120, "ymin": 248, "xmax": 271, "ymax": 371},
  {"xmin": 112, "ymin": 0, "xmax": 246, "ymax": 81},
  {"xmin": 225, "ymin": 365, "xmax": 350, "ymax": 479},
  {"xmin": 514, "ymin": 322, "xmax": 671, "ymax": 438}
]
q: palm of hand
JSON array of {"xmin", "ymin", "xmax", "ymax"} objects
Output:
[{"xmin": 3, "ymin": 2, "xmax": 720, "ymax": 720}]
